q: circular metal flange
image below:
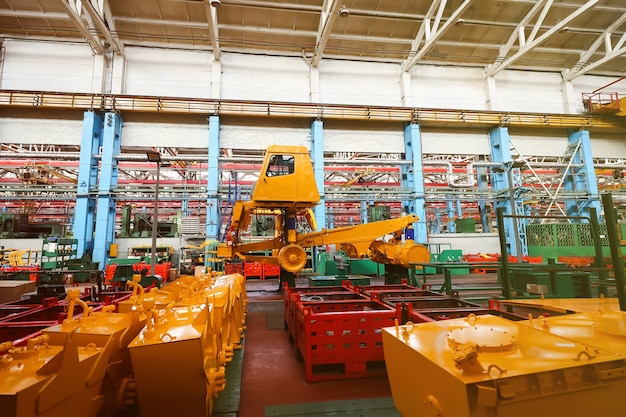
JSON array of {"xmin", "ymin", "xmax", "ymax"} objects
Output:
[{"xmin": 278, "ymin": 244, "xmax": 307, "ymax": 273}]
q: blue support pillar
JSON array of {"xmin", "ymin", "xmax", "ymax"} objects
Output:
[
  {"xmin": 489, "ymin": 127, "xmax": 526, "ymax": 256},
  {"xmin": 360, "ymin": 200, "xmax": 368, "ymax": 223},
  {"xmin": 311, "ymin": 120, "xmax": 326, "ymax": 231},
  {"xmin": 446, "ymin": 196, "xmax": 456, "ymax": 233},
  {"xmin": 206, "ymin": 116, "xmax": 220, "ymax": 241},
  {"xmin": 73, "ymin": 111, "xmax": 102, "ymax": 259},
  {"xmin": 403, "ymin": 123, "xmax": 428, "ymax": 243},
  {"xmin": 476, "ymin": 166, "xmax": 490, "ymax": 233},
  {"xmin": 93, "ymin": 112, "xmax": 121, "ymax": 269},
  {"xmin": 564, "ymin": 130, "xmax": 601, "ymax": 222}
]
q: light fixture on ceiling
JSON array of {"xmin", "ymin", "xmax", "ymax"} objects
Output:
[
  {"xmin": 455, "ymin": 18, "xmax": 465, "ymax": 25},
  {"xmin": 338, "ymin": 5, "xmax": 349, "ymax": 17},
  {"xmin": 210, "ymin": 0, "xmax": 221, "ymax": 7}
]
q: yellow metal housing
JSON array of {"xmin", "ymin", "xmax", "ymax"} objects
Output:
[
  {"xmin": 383, "ymin": 314, "xmax": 626, "ymax": 417},
  {"xmin": 251, "ymin": 145, "xmax": 320, "ymax": 207},
  {"xmin": 127, "ymin": 273, "xmax": 246, "ymax": 417},
  {"xmin": 0, "ymin": 333, "xmax": 113, "ymax": 417}
]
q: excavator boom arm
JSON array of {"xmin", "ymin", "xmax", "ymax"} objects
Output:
[{"xmin": 297, "ymin": 214, "xmax": 418, "ymax": 247}]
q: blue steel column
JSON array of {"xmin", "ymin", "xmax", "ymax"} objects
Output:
[
  {"xmin": 564, "ymin": 130, "xmax": 601, "ymax": 221},
  {"xmin": 311, "ymin": 120, "xmax": 326, "ymax": 230},
  {"xmin": 446, "ymin": 196, "xmax": 456, "ymax": 233},
  {"xmin": 476, "ymin": 166, "xmax": 490, "ymax": 232},
  {"xmin": 403, "ymin": 123, "xmax": 428, "ymax": 243},
  {"xmin": 360, "ymin": 200, "xmax": 368, "ymax": 223},
  {"xmin": 206, "ymin": 116, "xmax": 220, "ymax": 240},
  {"xmin": 489, "ymin": 127, "xmax": 526, "ymax": 256},
  {"xmin": 93, "ymin": 112, "xmax": 121, "ymax": 269},
  {"xmin": 73, "ymin": 111, "xmax": 102, "ymax": 258}
]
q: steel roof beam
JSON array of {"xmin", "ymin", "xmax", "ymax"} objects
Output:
[
  {"xmin": 401, "ymin": 0, "xmax": 472, "ymax": 72},
  {"xmin": 81, "ymin": 0, "xmax": 124, "ymax": 54},
  {"xmin": 563, "ymin": 11, "xmax": 626, "ymax": 81},
  {"xmin": 564, "ymin": 43, "xmax": 626, "ymax": 81},
  {"xmin": 59, "ymin": 0, "xmax": 105, "ymax": 53},
  {"xmin": 487, "ymin": 0, "xmax": 598, "ymax": 77},
  {"xmin": 495, "ymin": 0, "xmax": 550, "ymax": 64},
  {"xmin": 309, "ymin": 0, "xmax": 342, "ymax": 67},
  {"xmin": 203, "ymin": 0, "xmax": 221, "ymax": 60}
]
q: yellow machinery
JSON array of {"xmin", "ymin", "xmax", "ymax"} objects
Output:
[
  {"xmin": 41, "ymin": 288, "xmax": 147, "ymax": 417},
  {"xmin": 491, "ymin": 296, "xmax": 622, "ymax": 315},
  {"xmin": 383, "ymin": 313, "xmax": 626, "ymax": 417},
  {"xmin": 127, "ymin": 272, "xmax": 246, "ymax": 417},
  {"xmin": 1, "ymin": 272, "xmax": 247, "ymax": 417},
  {"xmin": 217, "ymin": 145, "xmax": 429, "ymax": 273},
  {"xmin": 0, "ymin": 332, "xmax": 114, "ymax": 417}
]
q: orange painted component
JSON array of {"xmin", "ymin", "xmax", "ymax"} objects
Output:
[
  {"xmin": 558, "ymin": 255, "xmax": 594, "ymax": 268},
  {"xmin": 507, "ymin": 255, "xmax": 542, "ymax": 263}
]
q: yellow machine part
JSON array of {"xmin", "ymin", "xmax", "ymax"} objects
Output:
[
  {"xmin": 368, "ymin": 240, "xmax": 430, "ymax": 268},
  {"xmin": 278, "ymin": 244, "xmax": 308, "ymax": 273},
  {"xmin": 494, "ymin": 296, "xmax": 621, "ymax": 315},
  {"xmin": 0, "ymin": 333, "xmax": 113, "ymax": 417},
  {"xmin": 42, "ymin": 309, "xmax": 145, "ymax": 417},
  {"xmin": 383, "ymin": 314, "xmax": 626, "ymax": 417},
  {"xmin": 216, "ymin": 143, "xmax": 427, "ymax": 274},
  {"xmin": 340, "ymin": 242, "xmax": 369, "ymax": 259},
  {"xmin": 251, "ymin": 144, "xmax": 320, "ymax": 207},
  {"xmin": 522, "ymin": 310, "xmax": 626, "ymax": 357},
  {"xmin": 127, "ymin": 273, "xmax": 246, "ymax": 417}
]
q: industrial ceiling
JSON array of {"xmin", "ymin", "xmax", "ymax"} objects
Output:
[{"xmin": 0, "ymin": 0, "xmax": 625, "ymax": 79}]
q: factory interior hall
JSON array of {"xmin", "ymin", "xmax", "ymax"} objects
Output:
[{"xmin": 3, "ymin": 0, "xmax": 626, "ymax": 416}]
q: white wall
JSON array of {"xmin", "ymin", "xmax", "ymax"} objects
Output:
[
  {"xmin": 421, "ymin": 129, "xmax": 492, "ymax": 155},
  {"xmin": 0, "ymin": 116, "xmax": 83, "ymax": 145},
  {"xmin": 318, "ymin": 60, "xmax": 403, "ymax": 106},
  {"xmin": 2, "ymin": 40, "xmax": 626, "ymax": 164},
  {"xmin": 493, "ymin": 70, "xmax": 565, "ymax": 113},
  {"xmin": 124, "ymin": 47, "xmax": 213, "ymax": 98},
  {"xmin": 121, "ymin": 121, "xmax": 209, "ymax": 149},
  {"xmin": 220, "ymin": 54, "xmax": 311, "ymax": 102},
  {"xmin": 1, "ymin": 40, "xmax": 96, "ymax": 92},
  {"xmin": 410, "ymin": 66, "xmax": 486, "ymax": 110},
  {"xmin": 220, "ymin": 124, "xmax": 311, "ymax": 150}
]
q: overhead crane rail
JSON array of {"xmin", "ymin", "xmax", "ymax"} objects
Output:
[{"xmin": 1, "ymin": 90, "xmax": 624, "ymax": 130}]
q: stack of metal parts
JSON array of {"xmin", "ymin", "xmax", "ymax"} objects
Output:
[
  {"xmin": 284, "ymin": 282, "xmax": 518, "ymax": 382},
  {"xmin": 383, "ymin": 306, "xmax": 626, "ymax": 417},
  {"xmin": 0, "ymin": 273, "xmax": 247, "ymax": 417}
]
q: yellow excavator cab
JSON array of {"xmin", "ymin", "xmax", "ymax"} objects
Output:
[{"xmin": 251, "ymin": 145, "xmax": 320, "ymax": 208}]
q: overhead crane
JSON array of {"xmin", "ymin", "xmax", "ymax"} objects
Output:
[{"xmin": 1, "ymin": 90, "xmax": 624, "ymax": 129}]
